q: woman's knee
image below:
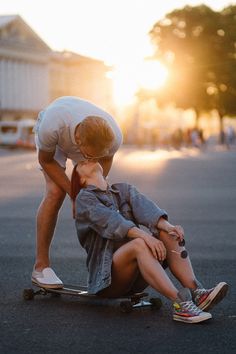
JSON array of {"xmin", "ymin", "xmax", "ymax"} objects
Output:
[{"xmin": 130, "ymin": 238, "xmax": 148, "ymax": 255}]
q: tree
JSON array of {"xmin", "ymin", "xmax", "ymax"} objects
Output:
[{"xmin": 149, "ymin": 5, "xmax": 236, "ymax": 143}]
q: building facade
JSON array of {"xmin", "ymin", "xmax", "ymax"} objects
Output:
[
  {"xmin": 0, "ymin": 15, "xmax": 50, "ymax": 120},
  {"xmin": 0, "ymin": 15, "xmax": 114, "ymax": 121},
  {"xmin": 49, "ymin": 50, "xmax": 113, "ymax": 113}
]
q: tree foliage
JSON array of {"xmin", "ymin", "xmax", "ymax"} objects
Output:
[{"xmin": 148, "ymin": 4, "xmax": 236, "ymax": 141}]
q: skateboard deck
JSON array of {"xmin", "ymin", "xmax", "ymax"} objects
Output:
[{"xmin": 23, "ymin": 283, "xmax": 162, "ymax": 313}]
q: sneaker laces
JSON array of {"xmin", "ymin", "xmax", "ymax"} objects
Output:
[
  {"xmin": 193, "ymin": 287, "xmax": 213, "ymax": 303},
  {"xmin": 180, "ymin": 300, "xmax": 202, "ymax": 315},
  {"xmin": 195, "ymin": 288, "xmax": 204, "ymax": 295},
  {"xmin": 194, "ymin": 287, "xmax": 213, "ymax": 295}
]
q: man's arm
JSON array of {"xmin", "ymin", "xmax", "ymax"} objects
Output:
[{"xmin": 38, "ymin": 150, "xmax": 71, "ymax": 195}]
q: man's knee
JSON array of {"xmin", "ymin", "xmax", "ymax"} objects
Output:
[{"xmin": 45, "ymin": 186, "xmax": 66, "ymax": 206}]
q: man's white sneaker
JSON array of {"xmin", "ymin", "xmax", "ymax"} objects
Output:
[{"xmin": 32, "ymin": 267, "xmax": 63, "ymax": 289}]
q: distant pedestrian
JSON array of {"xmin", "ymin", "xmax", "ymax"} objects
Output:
[
  {"xmin": 191, "ymin": 128, "xmax": 201, "ymax": 148},
  {"xmin": 225, "ymin": 125, "xmax": 235, "ymax": 149}
]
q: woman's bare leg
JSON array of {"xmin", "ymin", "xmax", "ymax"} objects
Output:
[
  {"xmin": 159, "ymin": 230, "xmax": 197, "ymax": 289},
  {"xmin": 98, "ymin": 238, "xmax": 178, "ymax": 300}
]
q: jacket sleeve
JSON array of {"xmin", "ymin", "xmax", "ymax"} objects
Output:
[
  {"xmin": 127, "ymin": 184, "xmax": 168, "ymax": 233},
  {"xmin": 75, "ymin": 191, "xmax": 136, "ymax": 240}
]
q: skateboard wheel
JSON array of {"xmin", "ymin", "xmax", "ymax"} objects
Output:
[
  {"xmin": 23, "ymin": 288, "xmax": 35, "ymax": 300},
  {"xmin": 150, "ymin": 297, "xmax": 162, "ymax": 310},
  {"xmin": 120, "ymin": 301, "xmax": 133, "ymax": 313}
]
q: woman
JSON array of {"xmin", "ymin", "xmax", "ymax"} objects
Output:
[{"xmin": 71, "ymin": 160, "xmax": 228, "ymax": 324}]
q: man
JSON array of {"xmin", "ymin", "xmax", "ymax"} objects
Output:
[{"xmin": 32, "ymin": 96, "xmax": 123, "ymax": 288}]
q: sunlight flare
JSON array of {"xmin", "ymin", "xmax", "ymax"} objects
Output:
[
  {"xmin": 138, "ymin": 60, "xmax": 169, "ymax": 90},
  {"xmin": 112, "ymin": 59, "xmax": 169, "ymax": 107}
]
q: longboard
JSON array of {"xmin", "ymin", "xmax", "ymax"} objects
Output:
[{"xmin": 23, "ymin": 283, "xmax": 162, "ymax": 313}]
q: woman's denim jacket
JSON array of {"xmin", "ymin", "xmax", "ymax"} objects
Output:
[{"xmin": 75, "ymin": 183, "xmax": 168, "ymax": 294}]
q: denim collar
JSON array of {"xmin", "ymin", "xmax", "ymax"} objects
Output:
[{"xmin": 86, "ymin": 184, "xmax": 120, "ymax": 194}]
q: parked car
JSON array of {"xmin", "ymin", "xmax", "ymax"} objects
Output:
[{"xmin": 0, "ymin": 119, "xmax": 36, "ymax": 149}]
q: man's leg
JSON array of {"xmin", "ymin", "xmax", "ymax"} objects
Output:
[{"xmin": 34, "ymin": 170, "xmax": 66, "ymax": 271}]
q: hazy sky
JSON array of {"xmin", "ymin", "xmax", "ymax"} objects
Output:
[{"xmin": 0, "ymin": 0, "xmax": 233, "ymax": 64}]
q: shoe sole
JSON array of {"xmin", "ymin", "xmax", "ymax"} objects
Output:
[
  {"xmin": 173, "ymin": 313, "xmax": 212, "ymax": 324},
  {"xmin": 198, "ymin": 282, "xmax": 229, "ymax": 311},
  {"xmin": 32, "ymin": 278, "xmax": 64, "ymax": 289}
]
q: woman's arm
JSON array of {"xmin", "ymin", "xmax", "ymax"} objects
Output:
[
  {"xmin": 76, "ymin": 191, "xmax": 136, "ymax": 241},
  {"xmin": 126, "ymin": 184, "xmax": 184, "ymax": 242},
  {"xmin": 127, "ymin": 184, "xmax": 168, "ymax": 228}
]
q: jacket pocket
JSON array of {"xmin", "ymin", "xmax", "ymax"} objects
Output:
[{"xmin": 120, "ymin": 202, "xmax": 134, "ymax": 221}]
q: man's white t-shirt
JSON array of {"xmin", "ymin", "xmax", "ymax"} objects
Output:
[{"xmin": 35, "ymin": 96, "xmax": 123, "ymax": 164}]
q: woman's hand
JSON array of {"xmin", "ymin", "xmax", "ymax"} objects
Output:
[
  {"xmin": 127, "ymin": 227, "xmax": 166, "ymax": 261},
  {"xmin": 167, "ymin": 224, "xmax": 184, "ymax": 243},
  {"xmin": 142, "ymin": 234, "xmax": 167, "ymax": 261},
  {"xmin": 157, "ymin": 217, "xmax": 185, "ymax": 243}
]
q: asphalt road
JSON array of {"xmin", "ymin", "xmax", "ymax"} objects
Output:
[{"xmin": 0, "ymin": 146, "xmax": 236, "ymax": 354}]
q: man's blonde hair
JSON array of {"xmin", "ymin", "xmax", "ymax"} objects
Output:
[{"xmin": 78, "ymin": 116, "xmax": 115, "ymax": 153}]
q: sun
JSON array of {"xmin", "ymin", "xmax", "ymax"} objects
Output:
[
  {"xmin": 111, "ymin": 59, "xmax": 169, "ymax": 107},
  {"xmin": 138, "ymin": 60, "xmax": 169, "ymax": 91}
]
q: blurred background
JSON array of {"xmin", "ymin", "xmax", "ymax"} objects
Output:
[{"xmin": 0, "ymin": 0, "xmax": 235, "ymax": 150}]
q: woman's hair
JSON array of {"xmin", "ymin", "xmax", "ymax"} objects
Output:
[
  {"xmin": 77, "ymin": 116, "xmax": 115, "ymax": 154},
  {"xmin": 71, "ymin": 164, "xmax": 85, "ymax": 218}
]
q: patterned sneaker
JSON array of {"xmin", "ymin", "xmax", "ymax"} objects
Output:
[
  {"xmin": 173, "ymin": 288, "xmax": 212, "ymax": 324},
  {"xmin": 192, "ymin": 282, "xmax": 229, "ymax": 311}
]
